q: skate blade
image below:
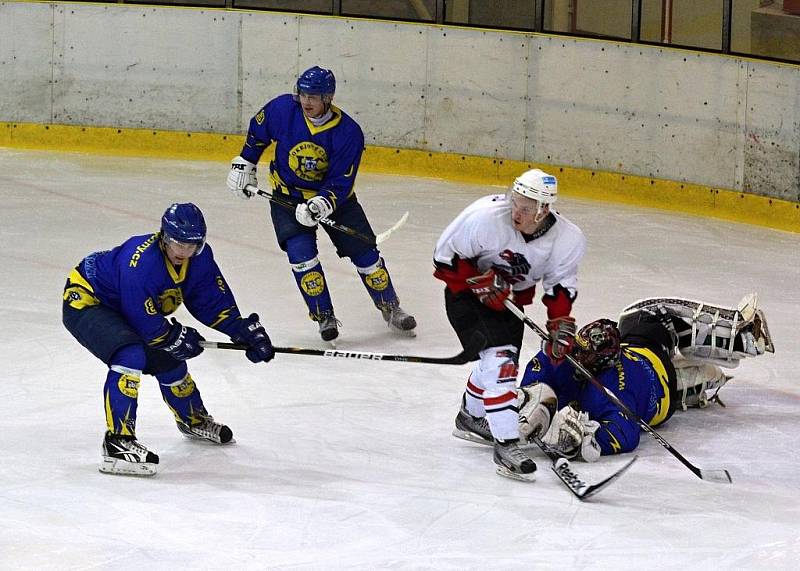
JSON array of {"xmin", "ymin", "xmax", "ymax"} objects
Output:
[
  {"xmin": 388, "ymin": 325, "xmax": 417, "ymax": 338},
  {"xmin": 452, "ymin": 428, "xmax": 493, "ymax": 446},
  {"xmin": 495, "ymin": 465, "xmax": 536, "ymax": 482},
  {"xmin": 180, "ymin": 433, "xmax": 237, "ymax": 445},
  {"xmin": 99, "ymin": 457, "xmax": 157, "ymax": 476}
]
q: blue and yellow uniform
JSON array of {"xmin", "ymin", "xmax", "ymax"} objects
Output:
[
  {"xmin": 238, "ymin": 88, "xmax": 408, "ymax": 332},
  {"xmin": 520, "ymin": 312, "xmax": 678, "ymax": 456},
  {"xmin": 63, "ymin": 233, "xmax": 243, "ymax": 436}
]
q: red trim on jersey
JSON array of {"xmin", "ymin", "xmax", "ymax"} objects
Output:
[
  {"xmin": 433, "ymin": 257, "xmax": 480, "ymax": 294},
  {"xmin": 542, "ymin": 285, "xmax": 574, "ymax": 319},
  {"xmin": 466, "ymin": 379, "xmax": 484, "ymax": 395},
  {"xmin": 484, "ymin": 391, "xmax": 517, "ymax": 406}
]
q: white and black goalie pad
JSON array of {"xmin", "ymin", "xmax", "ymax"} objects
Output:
[
  {"xmin": 619, "ymin": 293, "xmax": 774, "ymax": 368},
  {"xmin": 673, "ymin": 356, "xmax": 732, "ymax": 410},
  {"xmin": 518, "ymin": 383, "xmax": 558, "ymax": 440}
]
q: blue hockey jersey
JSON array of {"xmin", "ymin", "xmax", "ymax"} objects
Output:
[
  {"xmin": 240, "ymin": 93, "xmax": 364, "ymax": 208},
  {"xmin": 520, "ymin": 345, "xmax": 673, "ymax": 455},
  {"xmin": 67, "ymin": 233, "xmax": 242, "ymax": 345}
]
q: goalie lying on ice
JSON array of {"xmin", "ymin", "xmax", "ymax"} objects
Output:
[{"xmin": 517, "ymin": 294, "xmax": 774, "ymax": 461}]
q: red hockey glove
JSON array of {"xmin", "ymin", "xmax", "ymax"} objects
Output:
[
  {"xmin": 545, "ymin": 316, "xmax": 577, "ymax": 363},
  {"xmin": 466, "ymin": 269, "xmax": 511, "ymax": 311}
]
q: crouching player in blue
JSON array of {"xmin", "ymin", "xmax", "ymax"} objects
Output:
[
  {"xmin": 226, "ymin": 65, "xmax": 416, "ymax": 342},
  {"xmin": 62, "ymin": 203, "xmax": 274, "ymax": 476},
  {"xmin": 516, "ymin": 294, "xmax": 773, "ymax": 461}
]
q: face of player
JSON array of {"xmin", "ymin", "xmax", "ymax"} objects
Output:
[
  {"xmin": 163, "ymin": 238, "xmax": 199, "ymax": 266},
  {"xmin": 511, "ymin": 193, "xmax": 549, "ymax": 233},
  {"xmin": 298, "ymin": 93, "xmax": 327, "ymax": 119}
]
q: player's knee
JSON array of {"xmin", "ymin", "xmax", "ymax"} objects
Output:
[
  {"xmin": 285, "ymin": 233, "xmax": 319, "ymax": 264},
  {"xmin": 109, "ymin": 344, "xmax": 147, "ymax": 372},
  {"xmin": 350, "ymin": 248, "xmax": 380, "ymax": 269}
]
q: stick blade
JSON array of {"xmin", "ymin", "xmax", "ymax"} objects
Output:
[
  {"xmin": 699, "ymin": 468, "xmax": 733, "ymax": 484},
  {"xmin": 376, "ymin": 211, "xmax": 409, "ymax": 244}
]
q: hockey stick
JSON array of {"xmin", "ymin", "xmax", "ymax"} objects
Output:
[
  {"xmin": 245, "ymin": 184, "xmax": 409, "ymax": 245},
  {"xmin": 503, "ymin": 299, "xmax": 732, "ymax": 484},
  {"xmin": 531, "ymin": 437, "xmax": 637, "ymax": 500},
  {"xmin": 201, "ymin": 333, "xmax": 484, "ymax": 365}
]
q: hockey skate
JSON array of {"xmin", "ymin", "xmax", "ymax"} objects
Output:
[
  {"xmin": 494, "ymin": 439, "xmax": 537, "ymax": 482},
  {"xmin": 452, "ymin": 396, "xmax": 493, "ymax": 445},
  {"xmin": 177, "ymin": 415, "xmax": 234, "ymax": 444},
  {"xmin": 380, "ymin": 302, "xmax": 417, "ymax": 337},
  {"xmin": 100, "ymin": 432, "xmax": 159, "ymax": 476},
  {"xmin": 316, "ymin": 312, "xmax": 340, "ymax": 343}
]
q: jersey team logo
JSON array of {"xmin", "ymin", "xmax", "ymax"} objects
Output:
[
  {"xmin": 289, "ymin": 142, "xmax": 329, "ymax": 182},
  {"xmin": 301, "ymin": 271, "xmax": 325, "ymax": 296},
  {"xmin": 494, "ymin": 250, "xmax": 531, "ymax": 284},
  {"xmin": 158, "ymin": 288, "xmax": 184, "ymax": 314}
]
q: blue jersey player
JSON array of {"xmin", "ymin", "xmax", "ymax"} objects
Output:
[
  {"xmin": 226, "ymin": 65, "xmax": 416, "ymax": 342},
  {"xmin": 62, "ymin": 203, "xmax": 274, "ymax": 476},
  {"xmin": 516, "ymin": 295, "xmax": 772, "ymax": 461}
]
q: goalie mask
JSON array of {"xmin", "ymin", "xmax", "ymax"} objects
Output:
[{"xmin": 573, "ymin": 319, "xmax": 621, "ymax": 375}]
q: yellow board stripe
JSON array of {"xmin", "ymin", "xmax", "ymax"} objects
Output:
[{"xmin": 2, "ymin": 121, "xmax": 798, "ymax": 233}]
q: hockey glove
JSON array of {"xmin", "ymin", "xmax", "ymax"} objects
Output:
[
  {"xmin": 545, "ymin": 316, "xmax": 577, "ymax": 362},
  {"xmin": 230, "ymin": 313, "xmax": 274, "ymax": 363},
  {"xmin": 518, "ymin": 383, "xmax": 558, "ymax": 440},
  {"xmin": 295, "ymin": 196, "xmax": 334, "ymax": 227},
  {"xmin": 465, "ymin": 269, "xmax": 511, "ymax": 311},
  {"xmin": 157, "ymin": 318, "xmax": 205, "ymax": 361},
  {"xmin": 544, "ymin": 406, "xmax": 601, "ymax": 462},
  {"xmin": 227, "ymin": 156, "xmax": 257, "ymax": 199}
]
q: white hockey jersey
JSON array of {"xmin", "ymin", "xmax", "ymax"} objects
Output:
[{"xmin": 433, "ymin": 194, "xmax": 586, "ymax": 296}]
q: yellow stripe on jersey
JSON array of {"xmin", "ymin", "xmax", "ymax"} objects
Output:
[
  {"xmin": 623, "ymin": 346, "xmax": 671, "ymax": 426},
  {"xmin": 63, "ymin": 268, "xmax": 100, "ymax": 309},
  {"xmin": 163, "ymin": 251, "xmax": 189, "ymax": 284},
  {"xmin": 303, "ymin": 105, "xmax": 342, "ymax": 135}
]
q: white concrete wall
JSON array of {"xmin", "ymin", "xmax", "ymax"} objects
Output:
[{"xmin": 1, "ymin": 2, "xmax": 798, "ymax": 201}]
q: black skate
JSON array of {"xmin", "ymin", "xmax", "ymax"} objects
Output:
[
  {"xmin": 452, "ymin": 397, "xmax": 493, "ymax": 446},
  {"xmin": 380, "ymin": 302, "xmax": 417, "ymax": 337},
  {"xmin": 494, "ymin": 439, "xmax": 537, "ymax": 482},
  {"xmin": 316, "ymin": 312, "xmax": 340, "ymax": 343},
  {"xmin": 100, "ymin": 432, "xmax": 159, "ymax": 476},
  {"xmin": 177, "ymin": 415, "xmax": 234, "ymax": 444}
]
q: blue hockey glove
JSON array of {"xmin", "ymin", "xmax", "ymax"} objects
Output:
[
  {"xmin": 157, "ymin": 318, "xmax": 205, "ymax": 360},
  {"xmin": 231, "ymin": 313, "xmax": 274, "ymax": 364}
]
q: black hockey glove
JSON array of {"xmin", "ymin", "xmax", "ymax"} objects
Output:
[
  {"xmin": 157, "ymin": 318, "xmax": 205, "ymax": 360},
  {"xmin": 231, "ymin": 313, "xmax": 274, "ymax": 364}
]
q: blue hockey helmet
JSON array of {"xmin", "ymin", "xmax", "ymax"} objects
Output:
[
  {"xmin": 160, "ymin": 202, "xmax": 206, "ymax": 255},
  {"xmin": 296, "ymin": 66, "xmax": 336, "ymax": 96}
]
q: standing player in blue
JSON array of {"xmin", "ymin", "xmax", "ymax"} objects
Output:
[
  {"xmin": 226, "ymin": 65, "xmax": 416, "ymax": 342},
  {"xmin": 516, "ymin": 294, "xmax": 774, "ymax": 461},
  {"xmin": 62, "ymin": 203, "xmax": 274, "ymax": 476}
]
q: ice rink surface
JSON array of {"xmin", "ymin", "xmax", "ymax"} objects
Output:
[{"xmin": 1, "ymin": 148, "xmax": 799, "ymax": 570}]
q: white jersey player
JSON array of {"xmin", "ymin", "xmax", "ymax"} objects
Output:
[{"xmin": 433, "ymin": 168, "xmax": 586, "ymax": 481}]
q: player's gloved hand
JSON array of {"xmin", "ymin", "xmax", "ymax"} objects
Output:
[
  {"xmin": 517, "ymin": 383, "xmax": 558, "ymax": 440},
  {"xmin": 545, "ymin": 316, "xmax": 577, "ymax": 362},
  {"xmin": 544, "ymin": 406, "xmax": 601, "ymax": 462},
  {"xmin": 230, "ymin": 313, "xmax": 274, "ymax": 363},
  {"xmin": 227, "ymin": 156, "xmax": 257, "ymax": 200},
  {"xmin": 158, "ymin": 318, "xmax": 205, "ymax": 360},
  {"xmin": 295, "ymin": 196, "xmax": 334, "ymax": 227},
  {"xmin": 466, "ymin": 269, "xmax": 510, "ymax": 311}
]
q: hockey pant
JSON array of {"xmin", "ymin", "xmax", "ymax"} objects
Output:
[{"xmin": 463, "ymin": 345, "xmax": 520, "ymax": 441}]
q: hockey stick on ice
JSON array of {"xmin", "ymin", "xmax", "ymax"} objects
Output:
[
  {"xmin": 245, "ymin": 184, "xmax": 409, "ymax": 245},
  {"xmin": 201, "ymin": 333, "xmax": 484, "ymax": 365},
  {"xmin": 532, "ymin": 437, "xmax": 637, "ymax": 500},
  {"xmin": 503, "ymin": 299, "xmax": 732, "ymax": 484}
]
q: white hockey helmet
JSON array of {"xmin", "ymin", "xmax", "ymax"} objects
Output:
[{"xmin": 511, "ymin": 169, "xmax": 558, "ymax": 204}]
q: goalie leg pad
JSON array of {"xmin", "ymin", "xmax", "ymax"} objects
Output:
[
  {"xmin": 673, "ymin": 356, "xmax": 732, "ymax": 410},
  {"xmin": 619, "ymin": 294, "xmax": 773, "ymax": 368}
]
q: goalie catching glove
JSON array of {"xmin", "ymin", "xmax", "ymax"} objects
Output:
[
  {"xmin": 230, "ymin": 313, "xmax": 274, "ymax": 363},
  {"xmin": 465, "ymin": 269, "xmax": 511, "ymax": 311},
  {"xmin": 295, "ymin": 196, "xmax": 334, "ymax": 227},
  {"xmin": 518, "ymin": 383, "xmax": 558, "ymax": 440},
  {"xmin": 543, "ymin": 405, "xmax": 601, "ymax": 462},
  {"xmin": 227, "ymin": 156, "xmax": 257, "ymax": 200}
]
